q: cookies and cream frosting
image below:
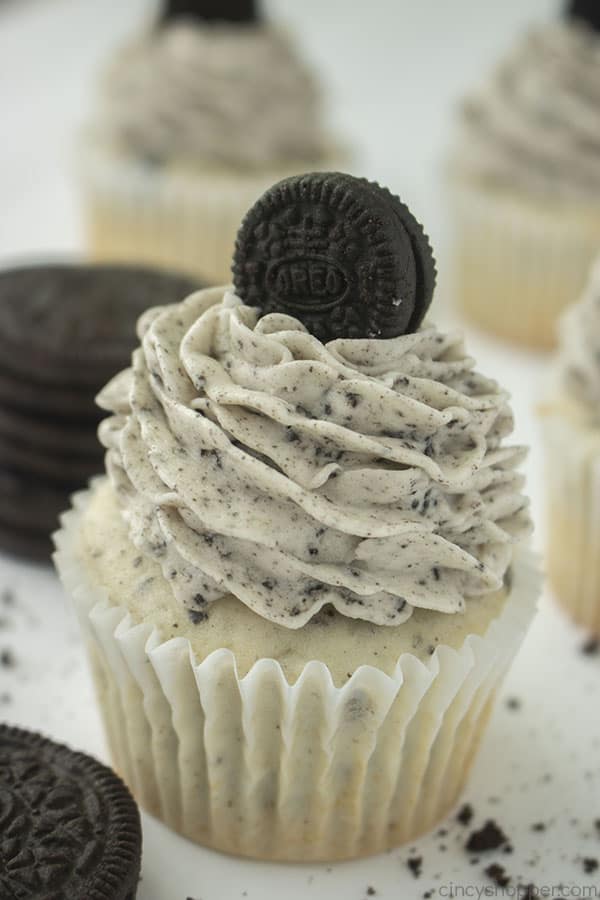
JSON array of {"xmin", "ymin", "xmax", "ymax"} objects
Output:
[
  {"xmin": 97, "ymin": 288, "xmax": 531, "ymax": 629},
  {"xmin": 453, "ymin": 20, "xmax": 600, "ymax": 200},
  {"xmin": 96, "ymin": 23, "xmax": 328, "ymax": 169},
  {"xmin": 559, "ymin": 257, "xmax": 600, "ymax": 410}
]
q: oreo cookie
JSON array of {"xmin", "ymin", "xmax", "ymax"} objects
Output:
[
  {"xmin": 567, "ymin": 0, "xmax": 600, "ymax": 31},
  {"xmin": 0, "ymin": 724, "xmax": 141, "ymax": 899},
  {"xmin": 0, "ymin": 263, "xmax": 199, "ymax": 562},
  {"xmin": 161, "ymin": 0, "xmax": 259, "ymax": 25},
  {"xmin": 232, "ymin": 172, "xmax": 436, "ymax": 343},
  {"xmin": 0, "ymin": 468, "xmax": 82, "ymax": 535},
  {"xmin": 0, "ymin": 265, "xmax": 198, "ymax": 387}
]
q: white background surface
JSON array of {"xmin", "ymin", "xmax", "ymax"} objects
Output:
[{"xmin": 1, "ymin": 0, "xmax": 600, "ymax": 897}]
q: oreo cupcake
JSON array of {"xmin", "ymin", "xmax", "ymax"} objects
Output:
[
  {"xmin": 448, "ymin": 0, "xmax": 600, "ymax": 348},
  {"xmin": 80, "ymin": 0, "xmax": 342, "ymax": 285},
  {"xmin": 542, "ymin": 257, "xmax": 600, "ymax": 634},
  {"xmin": 55, "ymin": 173, "xmax": 538, "ymax": 861}
]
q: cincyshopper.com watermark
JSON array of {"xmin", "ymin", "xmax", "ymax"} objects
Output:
[{"xmin": 439, "ymin": 885, "xmax": 600, "ymax": 898}]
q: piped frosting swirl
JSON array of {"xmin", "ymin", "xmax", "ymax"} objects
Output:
[
  {"xmin": 98, "ymin": 288, "xmax": 531, "ymax": 629},
  {"xmin": 453, "ymin": 21, "xmax": 600, "ymax": 201},
  {"xmin": 95, "ymin": 23, "xmax": 329, "ymax": 169}
]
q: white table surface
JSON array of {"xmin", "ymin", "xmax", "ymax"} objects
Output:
[{"xmin": 1, "ymin": 0, "xmax": 599, "ymax": 897}]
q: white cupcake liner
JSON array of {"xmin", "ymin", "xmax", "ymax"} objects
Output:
[
  {"xmin": 53, "ymin": 485, "xmax": 539, "ymax": 861},
  {"xmin": 449, "ymin": 176, "xmax": 600, "ymax": 349},
  {"xmin": 79, "ymin": 141, "xmax": 346, "ymax": 286},
  {"xmin": 542, "ymin": 408, "xmax": 600, "ymax": 634}
]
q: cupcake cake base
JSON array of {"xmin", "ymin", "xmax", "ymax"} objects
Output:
[
  {"xmin": 54, "ymin": 480, "xmax": 539, "ymax": 862},
  {"xmin": 543, "ymin": 398, "xmax": 600, "ymax": 635},
  {"xmin": 450, "ymin": 177, "xmax": 600, "ymax": 349}
]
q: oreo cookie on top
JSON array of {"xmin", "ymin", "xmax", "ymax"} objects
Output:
[
  {"xmin": 232, "ymin": 172, "xmax": 436, "ymax": 343},
  {"xmin": 0, "ymin": 263, "xmax": 198, "ymax": 562},
  {"xmin": 567, "ymin": 0, "xmax": 600, "ymax": 32},
  {"xmin": 161, "ymin": 0, "xmax": 259, "ymax": 24},
  {"xmin": 0, "ymin": 724, "xmax": 141, "ymax": 899}
]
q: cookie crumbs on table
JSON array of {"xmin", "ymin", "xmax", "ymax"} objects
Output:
[
  {"xmin": 581, "ymin": 637, "xmax": 600, "ymax": 656},
  {"xmin": 465, "ymin": 820, "xmax": 510, "ymax": 853},
  {"xmin": 407, "ymin": 855, "xmax": 423, "ymax": 877},
  {"xmin": 0, "ymin": 647, "xmax": 15, "ymax": 668},
  {"xmin": 456, "ymin": 803, "xmax": 474, "ymax": 826},
  {"xmin": 485, "ymin": 863, "xmax": 511, "ymax": 887}
]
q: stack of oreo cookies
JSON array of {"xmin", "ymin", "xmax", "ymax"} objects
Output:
[{"xmin": 0, "ymin": 263, "xmax": 197, "ymax": 560}]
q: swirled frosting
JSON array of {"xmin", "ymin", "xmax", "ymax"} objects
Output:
[
  {"xmin": 97, "ymin": 288, "xmax": 531, "ymax": 629},
  {"xmin": 452, "ymin": 20, "xmax": 600, "ymax": 200},
  {"xmin": 95, "ymin": 22, "xmax": 329, "ymax": 169},
  {"xmin": 559, "ymin": 256, "xmax": 600, "ymax": 411}
]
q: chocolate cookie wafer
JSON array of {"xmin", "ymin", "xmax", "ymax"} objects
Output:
[
  {"xmin": 0, "ymin": 263, "xmax": 199, "ymax": 561},
  {"xmin": 0, "ymin": 724, "xmax": 142, "ymax": 899}
]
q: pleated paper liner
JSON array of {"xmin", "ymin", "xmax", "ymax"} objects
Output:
[
  {"xmin": 54, "ymin": 484, "xmax": 539, "ymax": 862},
  {"xmin": 543, "ymin": 401, "xmax": 600, "ymax": 635},
  {"xmin": 449, "ymin": 175, "xmax": 600, "ymax": 349}
]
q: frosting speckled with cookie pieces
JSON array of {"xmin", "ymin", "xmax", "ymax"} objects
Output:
[
  {"xmin": 95, "ymin": 23, "xmax": 329, "ymax": 169},
  {"xmin": 97, "ymin": 287, "xmax": 531, "ymax": 629},
  {"xmin": 559, "ymin": 257, "xmax": 600, "ymax": 412},
  {"xmin": 452, "ymin": 20, "xmax": 600, "ymax": 201}
]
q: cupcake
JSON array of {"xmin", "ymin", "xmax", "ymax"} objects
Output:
[
  {"xmin": 0, "ymin": 262, "xmax": 197, "ymax": 561},
  {"xmin": 55, "ymin": 173, "xmax": 538, "ymax": 861},
  {"xmin": 80, "ymin": 0, "xmax": 342, "ymax": 285},
  {"xmin": 541, "ymin": 256, "xmax": 600, "ymax": 634},
  {"xmin": 448, "ymin": 1, "xmax": 600, "ymax": 349}
]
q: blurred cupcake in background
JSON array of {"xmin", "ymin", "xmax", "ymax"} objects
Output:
[
  {"xmin": 80, "ymin": 0, "xmax": 345, "ymax": 284},
  {"xmin": 448, "ymin": 0, "xmax": 600, "ymax": 349},
  {"xmin": 541, "ymin": 256, "xmax": 600, "ymax": 635}
]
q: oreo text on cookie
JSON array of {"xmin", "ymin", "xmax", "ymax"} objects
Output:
[{"xmin": 232, "ymin": 172, "xmax": 436, "ymax": 342}]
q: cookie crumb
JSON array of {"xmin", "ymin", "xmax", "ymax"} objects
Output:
[
  {"xmin": 583, "ymin": 857, "xmax": 598, "ymax": 874},
  {"xmin": 457, "ymin": 803, "xmax": 474, "ymax": 826},
  {"xmin": 485, "ymin": 863, "xmax": 510, "ymax": 887},
  {"xmin": 466, "ymin": 820, "xmax": 509, "ymax": 853},
  {"xmin": 407, "ymin": 855, "xmax": 422, "ymax": 878},
  {"xmin": 581, "ymin": 637, "xmax": 599, "ymax": 656},
  {"xmin": 0, "ymin": 648, "xmax": 15, "ymax": 668},
  {"xmin": 505, "ymin": 696, "xmax": 521, "ymax": 711}
]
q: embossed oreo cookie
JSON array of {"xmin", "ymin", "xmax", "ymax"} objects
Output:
[
  {"xmin": 0, "ymin": 724, "xmax": 142, "ymax": 899},
  {"xmin": 567, "ymin": 0, "xmax": 600, "ymax": 31},
  {"xmin": 232, "ymin": 172, "xmax": 436, "ymax": 342},
  {"xmin": 162, "ymin": 0, "xmax": 259, "ymax": 25}
]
